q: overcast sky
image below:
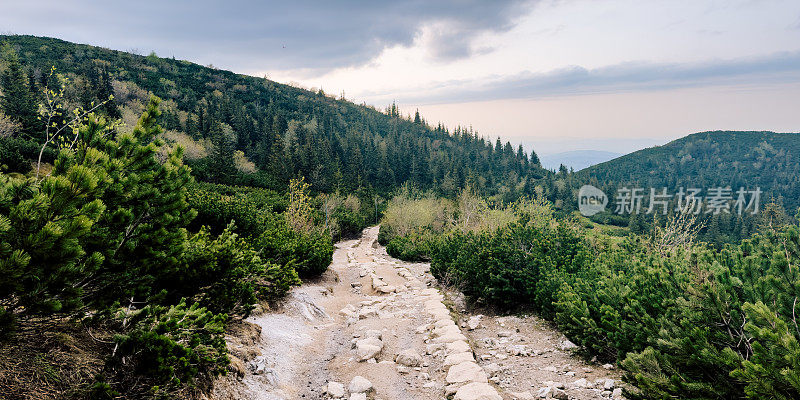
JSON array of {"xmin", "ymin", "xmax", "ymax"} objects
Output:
[{"xmin": 2, "ymin": 0, "xmax": 799, "ymax": 155}]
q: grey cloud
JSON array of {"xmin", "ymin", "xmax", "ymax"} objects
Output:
[
  {"xmin": 0, "ymin": 0, "xmax": 532, "ymax": 72},
  {"xmin": 397, "ymin": 50, "xmax": 800, "ymax": 104}
]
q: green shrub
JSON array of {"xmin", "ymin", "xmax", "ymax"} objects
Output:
[
  {"xmin": 429, "ymin": 222, "xmax": 588, "ymax": 315},
  {"xmin": 111, "ymin": 300, "xmax": 227, "ymax": 397},
  {"xmin": 178, "ymin": 224, "xmax": 300, "ymax": 316},
  {"xmin": 332, "ymin": 204, "xmax": 366, "ymax": 238},
  {"xmin": 0, "ymin": 152, "xmax": 107, "ymax": 337},
  {"xmin": 186, "ymin": 182, "xmax": 286, "ymax": 237},
  {"xmin": 256, "ymin": 220, "xmax": 333, "ymax": 278},
  {"xmin": 386, "ymin": 235, "xmax": 429, "ymax": 261}
]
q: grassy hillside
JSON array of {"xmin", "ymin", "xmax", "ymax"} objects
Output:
[{"xmin": 0, "ymin": 34, "xmax": 545, "ymax": 197}]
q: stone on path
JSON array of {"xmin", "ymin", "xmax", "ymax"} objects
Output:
[
  {"xmin": 434, "ymin": 324, "xmax": 462, "ymax": 337},
  {"xmin": 356, "ymin": 337, "xmax": 383, "ymax": 361},
  {"xmin": 559, "ymin": 339, "xmax": 578, "ymax": 351},
  {"xmin": 509, "ymin": 390, "xmax": 534, "ymax": 400},
  {"xmin": 376, "ymin": 284, "xmax": 396, "ymax": 294},
  {"xmin": 446, "ymin": 340, "xmax": 471, "ymax": 355},
  {"xmin": 434, "ymin": 332, "xmax": 468, "ymax": 344},
  {"xmin": 467, "ymin": 315, "xmax": 482, "ymax": 330},
  {"xmin": 395, "ymin": 349, "xmax": 423, "ymax": 367},
  {"xmin": 453, "ymin": 382, "xmax": 502, "ymax": 400},
  {"xmin": 326, "ymin": 381, "xmax": 345, "ymax": 398},
  {"xmin": 443, "ymin": 352, "xmax": 475, "ymax": 367},
  {"xmin": 446, "ymin": 362, "xmax": 488, "ymax": 384},
  {"xmin": 348, "ymin": 376, "xmax": 373, "ymax": 393}
]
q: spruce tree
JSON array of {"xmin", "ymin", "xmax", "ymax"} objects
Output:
[
  {"xmin": 208, "ymin": 121, "xmax": 237, "ymax": 182},
  {"xmin": 0, "ymin": 44, "xmax": 40, "ymax": 139}
]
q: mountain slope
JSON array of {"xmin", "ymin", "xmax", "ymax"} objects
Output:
[
  {"xmin": 0, "ymin": 34, "xmax": 545, "ymax": 195},
  {"xmin": 580, "ymin": 131, "xmax": 800, "ymax": 211}
]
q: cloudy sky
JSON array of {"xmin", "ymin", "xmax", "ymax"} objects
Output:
[{"xmin": 2, "ymin": 0, "xmax": 799, "ymax": 155}]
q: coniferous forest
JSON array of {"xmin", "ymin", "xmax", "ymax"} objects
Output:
[{"xmin": 1, "ymin": 33, "xmax": 799, "ymax": 400}]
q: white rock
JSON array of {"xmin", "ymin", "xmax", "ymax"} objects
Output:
[
  {"xmin": 434, "ymin": 332, "xmax": 468, "ymax": 344},
  {"xmin": 497, "ymin": 330, "xmax": 514, "ymax": 337},
  {"xmin": 559, "ymin": 339, "xmax": 578, "ymax": 351},
  {"xmin": 446, "ymin": 340, "xmax": 471, "ymax": 354},
  {"xmin": 356, "ymin": 337, "xmax": 383, "ymax": 361},
  {"xmin": 612, "ymin": 387, "xmax": 623, "ymax": 398},
  {"xmin": 377, "ymin": 285, "xmax": 396, "ymax": 294},
  {"xmin": 348, "ymin": 376, "xmax": 373, "ymax": 393},
  {"xmin": 467, "ymin": 315, "xmax": 483, "ymax": 330},
  {"xmin": 602, "ymin": 363, "xmax": 615, "ymax": 370},
  {"xmin": 371, "ymin": 275, "xmax": 385, "ymax": 289},
  {"xmin": 396, "ymin": 349, "xmax": 423, "ymax": 367},
  {"xmin": 446, "ymin": 362, "xmax": 488, "ymax": 384},
  {"xmin": 359, "ymin": 307, "xmax": 378, "ymax": 319},
  {"xmin": 603, "ymin": 379, "xmax": 615, "ymax": 390},
  {"xmin": 453, "ymin": 382, "xmax": 503, "ymax": 400},
  {"xmin": 434, "ymin": 324, "xmax": 462, "ymax": 337},
  {"xmin": 326, "ymin": 381, "xmax": 345, "ymax": 398},
  {"xmin": 349, "ymin": 393, "xmax": 367, "ymax": 400},
  {"xmin": 443, "ymin": 352, "xmax": 475, "ymax": 367},
  {"xmin": 572, "ymin": 378, "xmax": 591, "ymax": 388},
  {"xmin": 434, "ymin": 318, "xmax": 456, "ymax": 329},
  {"xmin": 536, "ymin": 386, "xmax": 551, "ymax": 398},
  {"xmin": 510, "ymin": 390, "xmax": 534, "ymax": 400}
]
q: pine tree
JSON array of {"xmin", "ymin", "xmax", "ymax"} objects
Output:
[
  {"xmin": 0, "ymin": 44, "xmax": 40, "ymax": 139},
  {"xmin": 208, "ymin": 121, "xmax": 237, "ymax": 182},
  {"xmin": 0, "ymin": 117, "xmax": 110, "ymax": 337},
  {"xmin": 96, "ymin": 68, "xmax": 120, "ymax": 118},
  {"xmin": 83, "ymin": 97, "xmax": 196, "ymax": 307}
]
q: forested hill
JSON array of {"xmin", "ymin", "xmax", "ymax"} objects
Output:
[
  {"xmin": 579, "ymin": 130, "xmax": 800, "ymax": 212},
  {"xmin": 0, "ymin": 34, "xmax": 545, "ymax": 195}
]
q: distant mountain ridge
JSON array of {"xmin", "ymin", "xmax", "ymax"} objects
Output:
[{"xmin": 540, "ymin": 150, "xmax": 622, "ymax": 171}]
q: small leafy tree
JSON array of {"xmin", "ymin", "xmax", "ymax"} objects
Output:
[{"xmin": 286, "ymin": 176, "xmax": 314, "ymax": 234}]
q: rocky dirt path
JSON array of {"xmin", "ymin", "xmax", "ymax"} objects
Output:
[{"xmin": 210, "ymin": 227, "xmax": 623, "ymax": 400}]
